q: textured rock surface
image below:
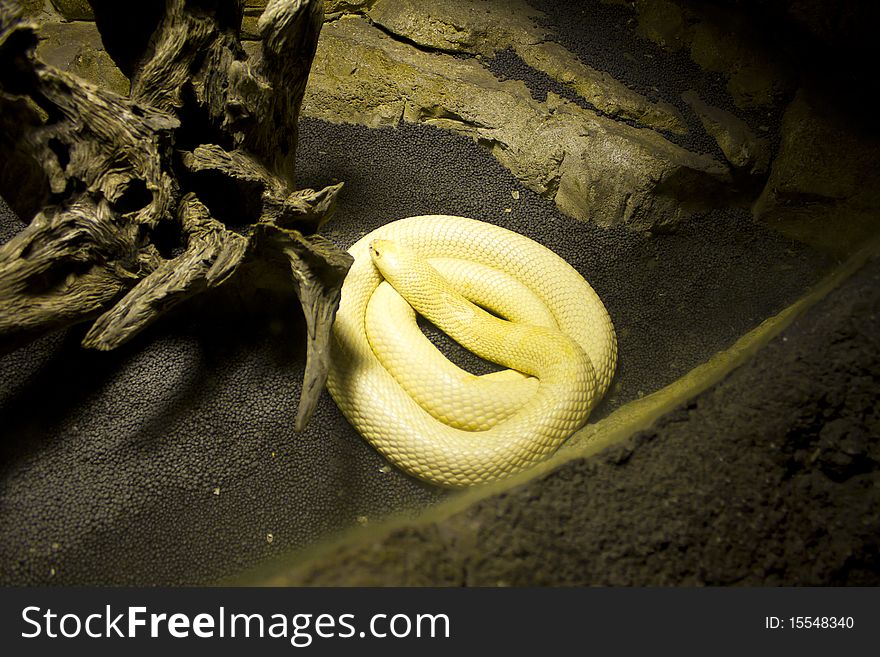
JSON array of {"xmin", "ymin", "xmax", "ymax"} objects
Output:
[
  {"xmin": 682, "ymin": 89, "xmax": 770, "ymax": 174},
  {"xmin": 302, "ymin": 16, "xmax": 730, "ymax": 229},
  {"xmin": 36, "ymin": 21, "xmax": 129, "ymax": 95},
  {"xmin": 363, "ymin": 0, "xmax": 686, "ymax": 134},
  {"xmin": 12, "ymin": 0, "xmax": 50, "ymax": 19},
  {"xmin": 50, "ymin": 0, "xmax": 93, "ymax": 21},
  {"xmin": 22, "ymin": 1, "xmax": 732, "ymax": 231},
  {"xmin": 257, "ymin": 254, "xmax": 880, "ymax": 586},
  {"xmin": 753, "ymin": 88, "xmax": 880, "ymax": 256},
  {"xmin": 633, "ymin": 0, "xmax": 795, "ymax": 109}
]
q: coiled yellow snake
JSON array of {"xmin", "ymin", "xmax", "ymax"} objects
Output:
[{"xmin": 327, "ymin": 215, "xmax": 617, "ymax": 487}]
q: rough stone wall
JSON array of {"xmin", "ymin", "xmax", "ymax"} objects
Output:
[
  {"xmin": 16, "ymin": 0, "xmax": 880, "ymax": 260},
  {"xmin": 25, "ymin": 0, "xmax": 880, "ymax": 249},
  {"xmin": 18, "ymin": 2, "xmax": 723, "ymax": 231}
]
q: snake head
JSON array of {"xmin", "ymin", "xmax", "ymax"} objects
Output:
[
  {"xmin": 369, "ymin": 239, "xmax": 402, "ymax": 272},
  {"xmin": 369, "ymin": 239, "xmax": 458, "ymax": 317}
]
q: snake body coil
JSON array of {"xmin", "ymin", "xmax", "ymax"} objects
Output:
[{"xmin": 327, "ymin": 215, "xmax": 617, "ymax": 487}]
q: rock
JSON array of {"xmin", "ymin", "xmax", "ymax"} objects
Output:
[
  {"xmin": 22, "ymin": 2, "xmax": 730, "ymax": 229},
  {"xmin": 36, "ymin": 21, "xmax": 130, "ymax": 96},
  {"xmin": 545, "ymin": 94, "xmax": 729, "ymax": 230},
  {"xmin": 303, "ymin": 17, "xmax": 730, "ymax": 229},
  {"xmin": 367, "ymin": 0, "xmax": 541, "ymax": 57},
  {"xmin": 688, "ymin": 17, "xmax": 790, "ymax": 110},
  {"xmin": 35, "ymin": 0, "xmax": 685, "ymax": 134},
  {"xmin": 324, "ymin": 0, "xmax": 375, "ymax": 17},
  {"xmin": 633, "ymin": 0, "xmax": 688, "ymax": 51},
  {"xmin": 634, "ymin": 0, "xmax": 794, "ymax": 109},
  {"xmin": 50, "ymin": 0, "xmax": 94, "ymax": 21},
  {"xmin": 682, "ymin": 90, "xmax": 770, "ymax": 175},
  {"xmin": 366, "ymin": 0, "xmax": 686, "ymax": 134},
  {"xmin": 516, "ymin": 40, "xmax": 686, "ymax": 134},
  {"xmin": 753, "ymin": 88, "xmax": 880, "ymax": 256},
  {"xmin": 241, "ymin": 4, "xmax": 263, "ymax": 40},
  {"xmin": 12, "ymin": 0, "xmax": 50, "ymax": 19}
]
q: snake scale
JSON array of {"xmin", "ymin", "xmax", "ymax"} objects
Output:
[{"xmin": 326, "ymin": 215, "xmax": 617, "ymax": 487}]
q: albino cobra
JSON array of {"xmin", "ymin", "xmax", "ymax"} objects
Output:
[{"xmin": 326, "ymin": 215, "xmax": 617, "ymax": 487}]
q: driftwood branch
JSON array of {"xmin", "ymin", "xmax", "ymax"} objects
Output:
[{"xmin": 0, "ymin": 0, "xmax": 351, "ymax": 430}]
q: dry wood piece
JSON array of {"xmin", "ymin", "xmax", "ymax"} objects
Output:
[{"xmin": 0, "ymin": 0, "xmax": 351, "ymax": 430}]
